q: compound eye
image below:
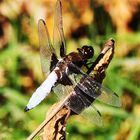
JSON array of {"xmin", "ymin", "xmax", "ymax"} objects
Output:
[{"xmin": 81, "ymin": 45, "xmax": 94, "ymax": 59}]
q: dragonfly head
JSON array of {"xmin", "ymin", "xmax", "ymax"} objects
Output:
[{"xmin": 77, "ymin": 45, "xmax": 94, "ymax": 60}]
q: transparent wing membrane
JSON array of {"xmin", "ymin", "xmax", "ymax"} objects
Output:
[
  {"xmin": 38, "ymin": 19, "xmax": 56, "ymax": 74},
  {"xmin": 96, "ymin": 86, "xmax": 121, "ymax": 107},
  {"xmin": 53, "ymin": 0, "xmax": 66, "ymax": 58},
  {"xmin": 38, "ymin": 0, "xmax": 65, "ymax": 74},
  {"xmin": 68, "ymin": 64, "xmax": 121, "ymax": 107},
  {"xmin": 81, "ymin": 105, "xmax": 103, "ymax": 126},
  {"xmin": 53, "ymin": 83, "xmax": 74, "ymax": 99}
]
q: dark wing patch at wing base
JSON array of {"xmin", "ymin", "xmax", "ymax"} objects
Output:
[
  {"xmin": 50, "ymin": 53, "xmax": 59, "ymax": 72},
  {"xmin": 53, "ymin": 0, "xmax": 66, "ymax": 58},
  {"xmin": 68, "ymin": 65, "xmax": 121, "ymax": 108},
  {"xmin": 60, "ymin": 41, "xmax": 65, "ymax": 57},
  {"xmin": 53, "ymin": 81, "xmax": 103, "ymax": 126}
]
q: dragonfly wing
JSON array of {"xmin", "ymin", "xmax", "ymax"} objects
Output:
[
  {"xmin": 68, "ymin": 64, "xmax": 121, "ymax": 107},
  {"xmin": 53, "ymin": 82, "xmax": 102, "ymax": 126},
  {"xmin": 53, "ymin": 79, "xmax": 92, "ymax": 114},
  {"xmin": 53, "ymin": 0, "xmax": 66, "ymax": 58},
  {"xmin": 38, "ymin": 19, "xmax": 58, "ymax": 75},
  {"xmin": 53, "ymin": 83, "xmax": 74, "ymax": 99},
  {"xmin": 76, "ymin": 75, "xmax": 121, "ymax": 107},
  {"xmin": 96, "ymin": 85, "xmax": 121, "ymax": 107},
  {"xmin": 67, "ymin": 87, "xmax": 103, "ymax": 126},
  {"xmin": 81, "ymin": 105, "xmax": 103, "ymax": 126}
]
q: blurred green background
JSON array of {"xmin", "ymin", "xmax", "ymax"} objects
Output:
[{"xmin": 0, "ymin": 0, "xmax": 140, "ymax": 140}]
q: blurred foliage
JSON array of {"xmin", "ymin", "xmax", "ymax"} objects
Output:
[{"xmin": 0, "ymin": 0, "xmax": 140, "ymax": 140}]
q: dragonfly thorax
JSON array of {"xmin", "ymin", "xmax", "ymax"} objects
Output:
[{"xmin": 55, "ymin": 57, "xmax": 71, "ymax": 77}]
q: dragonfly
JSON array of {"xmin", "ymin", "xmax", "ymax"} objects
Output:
[{"xmin": 24, "ymin": 0, "xmax": 121, "ymax": 126}]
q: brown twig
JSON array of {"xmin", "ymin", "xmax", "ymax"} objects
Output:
[
  {"xmin": 40, "ymin": 104, "xmax": 70, "ymax": 140},
  {"xmin": 26, "ymin": 93, "xmax": 72, "ymax": 140}
]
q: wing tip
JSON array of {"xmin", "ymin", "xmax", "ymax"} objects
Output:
[
  {"xmin": 38, "ymin": 19, "xmax": 46, "ymax": 26},
  {"xmin": 117, "ymin": 100, "xmax": 122, "ymax": 107},
  {"xmin": 114, "ymin": 92, "xmax": 122, "ymax": 107}
]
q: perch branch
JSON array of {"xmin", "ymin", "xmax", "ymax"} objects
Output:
[{"xmin": 26, "ymin": 93, "xmax": 72, "ymax": 140}]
